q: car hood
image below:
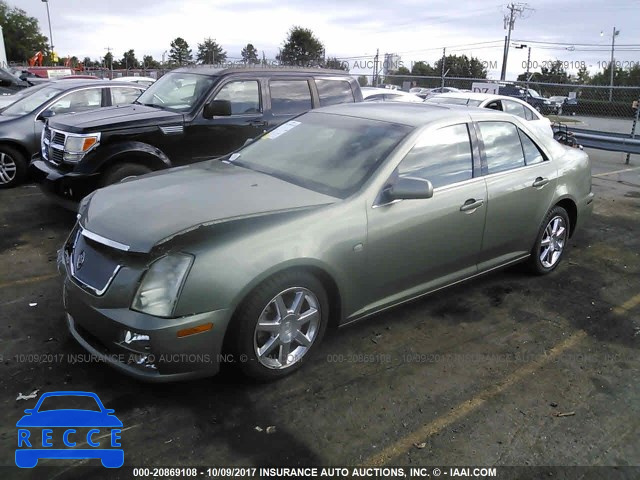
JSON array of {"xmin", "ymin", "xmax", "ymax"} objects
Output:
[
  {"xmin": 16, "ymin": 410, "xmax": 123, "ymax": 428},
  {"xmin": 47, "ymin": 104, "xmax": 183, "ymax": 133},
  {"xmin": 80, "ymin": 161, "xmax": 338, "ymax": 253}
]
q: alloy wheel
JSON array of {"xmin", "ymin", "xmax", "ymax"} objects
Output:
[
  {"xmin": 253, "ymin": 287, "xmax": 321, "ymax": 369},
  {"xmin": 539, "ymin": 215, "xmax": 567, "ymax": 268},
  {"xmin": 0, "ymin": 153, "xmax": 17, "ymax": 185}
]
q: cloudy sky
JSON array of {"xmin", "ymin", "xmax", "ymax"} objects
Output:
[{"xmin": 17, "ymin": 0, "xmax": 640, "ymax": 79}]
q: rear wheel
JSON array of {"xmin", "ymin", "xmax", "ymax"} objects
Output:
[
  {"xmin": 527, "ymin": 206, "xmax": 570, "ymax": 275},
  {"xmin": 100, "ymin": 163, "xmax": 153, "ymax": 187},
  {"xmin": 232, "ymin": 271, "xmax": 329, "ymax": 381},
  {"xmin": 0, "ymin": 146, "xmax": 27, "ymax": 189}
]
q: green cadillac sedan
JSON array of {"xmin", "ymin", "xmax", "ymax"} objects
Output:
[{"xmin": 59, "ymin": 102, "xmax": 593, "ymax": 381}]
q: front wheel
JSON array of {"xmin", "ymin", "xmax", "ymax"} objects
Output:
[
  {"xmin": 0, "ymin": 146, "xmax": 27, "ymax": 189},
  {"xmin": 100, "ymin": 163, "xmax": 153, "ymax": 187},
  {"xmin": 527, "ymin": 206, "xmax": 570, "ymax": 275},
  {"xmin": 232, "ymin": 271, "xmax": 329, "ymax": 381}
]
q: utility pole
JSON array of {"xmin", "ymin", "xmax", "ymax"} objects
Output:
[
  {"xmin": 605, "ymin": 26, "xmax": 620, "ymax": 102},
  {"xmin": 41, "ymin": 0, "xmax": 54, "ymax": 54},
  {"xmin": 440, "ymin": 48, "xmax": 446, "ymax": 88},
  {"xmin": 500, "ymin": 3, "xmax": 530, "ymax": 81},
  {"xmin": 373, "ymin": 49, "xmax": 379, "ymax": 86},
  {"xmin": 104, "ymin": 46, "xmax": 113, "ymax": 79}
]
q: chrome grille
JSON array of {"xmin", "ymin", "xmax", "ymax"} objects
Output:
[{"xmin": 42, "ymin": 127, "xmax": 67, "ymax": 165}]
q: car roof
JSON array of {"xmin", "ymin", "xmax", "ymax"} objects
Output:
[
  {"xmin": 48, "ymin": 79, "xmax": 117, "ymax": 88},
  {"xmin": 172, "ymin": 65, "xmax": 352, "ymax": 77},
  {"xmin": 431, "ymin": 92, "xmax": 535, "ymax": 104},
  {"xmin": 361, "ymin": 87, "xmax": 416, "ymax": 95},
  {"xmin": 315, "ymin": 102, "xmax": 490, "ymax": 127}
]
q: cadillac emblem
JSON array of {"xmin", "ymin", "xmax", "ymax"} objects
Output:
[{"xmin": 75, "ymin": 250, "xmax": 86, "ymax": 270}]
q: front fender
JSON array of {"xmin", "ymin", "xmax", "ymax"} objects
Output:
[{"xmin": 75, "ymin": 141, "xmax": 172, "ymax": 174}]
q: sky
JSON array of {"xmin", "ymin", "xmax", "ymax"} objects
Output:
[{"xmin": 16, "ymin": 0, "xmax": 640, "ymax": 79}]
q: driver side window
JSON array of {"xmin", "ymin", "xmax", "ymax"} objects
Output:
[
  {"xmin": 398, "ymin": 124, "xmax": 474, "ymax": 188},
  {"xmin": 49, "ymin": 89, "xmax": 102, "ymax": 114},
  {"xmin": 214, "ymin": 80, "xmax": 261, "ymax": 115}
]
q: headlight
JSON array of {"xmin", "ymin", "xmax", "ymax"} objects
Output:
[
  {"xmin": 63, "ymin": 134, "xmax": 100, "ymax": 163},
  {"xmin": 131, "ymin": 253, "xmax": 193, "ymax": 318}
]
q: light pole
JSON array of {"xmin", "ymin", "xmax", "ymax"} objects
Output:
[
  {"xmin": 601, "ymin": 27, "xmax": 620, "ymax": 102},
  {"xmin": 41, "ymin": 0, "xmax": 54, "ymax": 55},
  {"xmin": 515, "ymin": 44, "xmax": 531, "ymax": 100}
]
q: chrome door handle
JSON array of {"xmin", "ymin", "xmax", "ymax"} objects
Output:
[
  {"xmin": 532, "ymin": 177, "xmax": 549, "ymax": 188},
  {"xmin": 460, "ymin": 198, "xmax": 484, "ymax": 212}
]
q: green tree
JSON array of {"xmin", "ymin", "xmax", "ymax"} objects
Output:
[
  {"xmin": 325, "ymin": 57, "xmax": 348, "ymax": 71},
  {"xmin": 387, "ymin": 66, "xmax": 411, "ymax": 87},
  {"xmin": 169, "ymin": 37, "xmax": 193, "ymax": 66},
  {"xmin": 197, "ymin": 38, "xmax": 226, "ymax": 64},
  {"xmin": 82, "ymin": 57, "xmax": 93, "ymax": 68},
  {"xmin": 357, "ymin": 75, "xmax": 368, "ymax": 87},
  {"xmin": 241, "ymin": 43, "xmax": 259, "ymax": 64},
  {"xmin": 0, "ymin": 1, "xmax": 49, "ymax": 62},
  {"xmin": 120, "ymin": 49, "xmax": 139, "ymax": 69},
  {"xmin": 103, "ymin": 51, "xmax": 114, "ymax": 69},
  {"xmin": 142, "ymin": 55, "xmax": 161, "ymax": 69},
  {"xmin": 434, "ymin": 54, "xmax": 487, "ymax": 79},
  {"xmin": 276, "ymin": 26, "xmax": 324, "ymax": 66},
  {"xmin": 575, "ymin": 65, "xmax": 590, "ymax": 85}
]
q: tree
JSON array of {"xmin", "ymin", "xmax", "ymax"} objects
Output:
[
  {"xmin": 325, "ymin": 57, "xmax": 348, "ymax": 71},
  {"xmin": 575, "ymin": 65, "xmax": 590, "ymax": 85},
  {"xmin": 0, "ymin": 1, "xmax": 49, "ymax": 62},
  {"xmin": 197, "ymin": 38, "xmax": 226, "ymax": 64},
  {"xmin": 142, "ymin": 55, "xmax": 161, "ymax": 69},
  {"xmin": 241, "ymin": 43, "xmax": 259, "ymax": 64},
  {"xmin": 357, "ymin": 75, "xmax": 368, "ymax": 87},
  {"xmin": 276, "ymin": 26, "xmax": 324, "ymax": 66},
  {"xmin": 120, "ymin": 49, "xmax": 139, "ymax": 70},
  {"xmin": 434, "ymin": 54, "xmax": 487, "ymax": 79},
  {"xmin": 387, "ymin": 66, "xmax": 411, "ymax": 87},
  {"xmin": 82, "ymin": 57, "xmax": 93, "ymax": 68},
  {"xmin": 168, "ymin": 37, "xmax": 192, "ymax": 66},
  {"xmin": 103, "ymin": 51, "xmax": 114, "ymax": 70}
]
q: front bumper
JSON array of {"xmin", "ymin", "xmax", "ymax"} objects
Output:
[
  {"xmin": 29, "ymin": 156, "xmax": 101, "ymax": 210},
  {"xmin": 58, "ymin": 249, "xmax": 232, "ymax": 382}
]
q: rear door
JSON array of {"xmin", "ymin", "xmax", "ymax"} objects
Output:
[
  {"xmin": 475, "ymin": 120, "xmax": 558, "ymax": 270},
  {"xmin": 263, "ymin": 78, "xmax": 313, "ymax": 131}
]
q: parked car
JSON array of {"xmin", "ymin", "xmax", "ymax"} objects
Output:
[
  {"xmin": 362, "ymin": 87, "xmax": 424, "ymax": 103},
  {"xmin": 59, "ymin": 102, "xmax": 593, "ymax": 382},
  {"xmin": 0, "ymin": 83, "xmax": 50, "ymax": 110},
  {"xmin": 31, "ymin": 66, "xmax": 362, "ymax": 207},
  {"xmin": 0, "ymin": 80, "xmax": 145, "ymax": 188},
  {"xmin": 409, "ymin": 87, "xmax": 432, "ymax": 99},
  {"xmin": 423, "ymin": 87, "xmax": 461, "ymax": 99},
  {"xmin": 425, "ymin": 92, "xmax": 554, "ymax": 139},
  {"xmin": 8, "ymin": 67, "xmax": 50, "ymax": 86},
  {"xmin": 498, "ymin": 84, "xmax": 558, "ymax": 114},
  {"xmin": 0, "ymin": 67, "xmax": 31, "ymax": 95},
  {"xmin": 113, "ymin": 76, "xmax": 156, "ymax": 87}
]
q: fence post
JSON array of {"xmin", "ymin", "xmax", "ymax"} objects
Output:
[
  {"xmin": 440, "ymin": 48, "xmax": 445, "ymax": 88},
  {"xmin": 626, "ymin": 100, "xmax": 639, "ymax": 165}
]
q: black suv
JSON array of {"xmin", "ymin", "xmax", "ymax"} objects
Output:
[
  {"xmin": 30, "ymin": 66, "xmax": 362, "ymax": 207},
  {"xmin": 498, "ymin": 84, "xmax": 557, "ymax": 114}
]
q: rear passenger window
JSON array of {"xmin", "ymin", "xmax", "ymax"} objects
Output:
[
  {"xmin": 315, "ymin": 79, "xmax": 354, "ymax": 106},
  {"xmin": 478, "ymin": 122, "xmax": 525, "ymax": 174},
  {"xmin": 111, "ymin": 87, "xmax": 142, "ymax": 106},
  {"xmin": 519, "ymin": 129, "xmax": 545, "ymax": 165},
  {"xmin": 214, "ymin": 80, "xmax": 261, "ymax": 115},
  {"xmin": 398, "ymin": 124, "xmax": 473, "ymax": 188},
  {"xmin": 523, "ymin": 105, "xmax": 536, "ymax": 120},
  {"xmin": 502, "ymin": 100, "xmax": 527, "ymax": 119},
  {"xmin": 270, "ymin": 80, "xmax": 312, "ymax": 115}
]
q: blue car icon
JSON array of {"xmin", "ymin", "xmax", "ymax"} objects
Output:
[{"xmin": 16, "ymin": 391, "xmax": 123, "ymax": 468}]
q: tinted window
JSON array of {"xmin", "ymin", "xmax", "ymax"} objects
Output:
[
  {"xmin": 364, "ymin": 93, "xmax": 385, "ymax": 101},
  {"xmin": 232, "ymin": 112, "xmax": 410, "ymax": 198},
  {"xmin": 485, "ymin": 100, "xmax": 502, "ymax": 111},
  {"xmin": 503, "ymin": 100, "xmax": 527, "ymax": 119},
  {"xmin": 111, "ymin": 87, "xmax": 142, "ymax": 106},
  {"xmin": 519, "ymin": 129, "xmax": 545, "ymax": 165},
  {"xmin": 478, "ymin": 122, "xmax": 525, "ymax": 174},
  {"xmin": 316, "ymin": 79, "xmax": 354, "ymax": 106},
  {"xmin": 399, "ymin": 124, "xmax": 473, "ymax": 188},
  {"xmin": 214, "ymin": 80, "xmax": 261, "ymax": 115},
  {"xmin": 270, "ymin": 80, "xmax": 312, "ymax": 115},
  {"xmin": 49, "ymin": 88, "xmax": 102, "ymax": 114}
]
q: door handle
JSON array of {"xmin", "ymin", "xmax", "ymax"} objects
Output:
[
  {"xmin": 247, "ymin": 120, "xmax": 267, "ymax": 127},
  {"xmin": 460, "ymin": 198, "xmax": 484, "ymax": 212},
  {"xmin": 532, "ymin": 177, "xmax": 549, "ymax": 188}
]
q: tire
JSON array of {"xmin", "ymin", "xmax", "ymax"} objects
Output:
[
  {"xmin": 231, "ymin": 270, "xmax": 329, "ymax": 381},
  {"xmin": 527, "ymin": 206, "xmax": 570, "ymax": 275},
  {"xmin": 0, "ymin": 145, "xmax": 27, "ymax": 189},
  {"xmin": 100, "ymin": 163, "xmax": 153, "ymax": 187}
]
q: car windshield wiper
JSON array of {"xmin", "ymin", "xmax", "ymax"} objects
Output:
[{"xmin": 135, "ymin": 101, "xmax": 164, "ymax": 109}]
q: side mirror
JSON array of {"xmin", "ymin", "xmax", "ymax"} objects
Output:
[
  {"xmin": 203, "ymin": 99, "xmax": 231, "ymax": 119},
  {"xmin": 38, "ymin": 109, "xmax": 56, "ymax": 121},
  {"xmin": 387, "ymin": 176, "xmax": 433, "ymax": 201}
]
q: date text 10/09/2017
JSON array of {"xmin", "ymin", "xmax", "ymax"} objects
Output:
[{"xmin": 522, "ymin": 60, "xmax": 639, "ymax": 70}]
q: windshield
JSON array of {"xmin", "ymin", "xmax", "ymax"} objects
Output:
[
  {"xmin": 232, "ymin": 112, "xmax": 411, "ymax": 198},
  {"xmin": 2, "ymin": 85, "xmax": 63, "ymax": 116},
  {"xmin": 136, "ymin": 72, "xmax": 216, "ymax": 112}
]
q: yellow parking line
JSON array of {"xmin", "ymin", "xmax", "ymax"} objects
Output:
[
  {"xmin": 363, "ymin": 331, "xmax": 587, "ymax": 466},
  {"xmin": 593, "ymin": 166, "xmax": 640, "ymax": 178},
  {"xmin": 0, "ymin": 273, "xmax": 58, "ymax": 289},
  {"xmin": 613, "ymin": 292, "xmax": 640, "ymax": 315}
]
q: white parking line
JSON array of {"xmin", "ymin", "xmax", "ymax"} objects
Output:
[{"xmin": 593, "ymin": 166, "xmax": 640, "ymax": 178}]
